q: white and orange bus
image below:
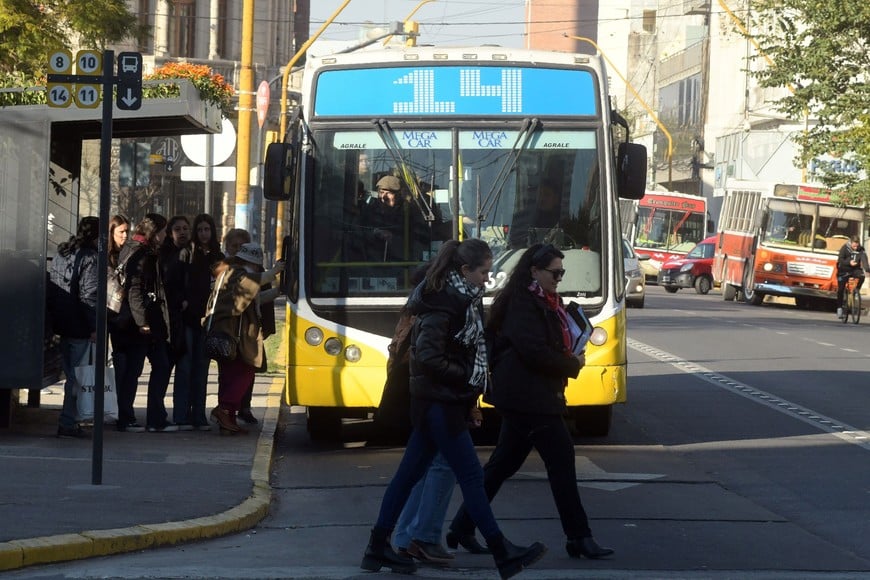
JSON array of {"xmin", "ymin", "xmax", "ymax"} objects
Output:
[
  {"xmin": 620, "ymin": 190, "xmax": 711, "ymax": 281},
  {"xmin": 713, "ymin": 181, "xmax": 865, "ymax": 309}
]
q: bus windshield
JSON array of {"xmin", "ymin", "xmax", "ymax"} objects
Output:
[
  {"xmin": 635, "ymin": 205, "xmax": 706, "ymax": 253},
  {"xmin": 308, "ymin": 127, "xmax": 603, "ymax": 300},
  {"xmin": 762, "ymin": 199, "xmax": 863, "ymax": 253}
]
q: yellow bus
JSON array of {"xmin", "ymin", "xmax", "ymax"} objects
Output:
[{"xmin": 264, "ymin": 46, "xmax": 646, "ymax": 439}]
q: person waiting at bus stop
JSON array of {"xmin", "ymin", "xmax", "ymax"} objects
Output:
[
  {"xmin": 361, "ymin": 239, "xmax": 547, "ymax": 579},
  {"xmin": 835, "ymin": 236, "xmax": 868, "ymax": 319}
]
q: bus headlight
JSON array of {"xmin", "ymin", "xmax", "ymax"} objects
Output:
[
  {"xmin": 763, "ymin": 262, "xmax": 773, "ymax": 272},
  {"xmin": 324, "ymin": 337, "xmax": 343, "ymax": 356},
  {"xmin": 589, "ymin": 327, "xmax": 607, "ymax": 346},
  {"xmin": 345, "ymin": 345, "xmax": 362, "ymax": 362},
  {"xmin": 304, "ymin": 327, "xmax": 323, "ymax": 346}
]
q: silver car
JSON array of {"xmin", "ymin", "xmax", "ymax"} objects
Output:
[{"xmin": 623, "ymin": 238, "xmax": 648, "ymax": 308}]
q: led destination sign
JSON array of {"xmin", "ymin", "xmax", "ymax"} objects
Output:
[{"xmin": 314, "ymin": 66, "xmax": 598, "ymax": 118}]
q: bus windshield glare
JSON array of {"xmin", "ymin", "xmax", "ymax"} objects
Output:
[{"xmin": 308, "ymin": 128, "xmax": 603, "ymax": 300}]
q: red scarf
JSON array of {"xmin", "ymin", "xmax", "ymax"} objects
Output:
[{"xmin": 529, "ymin": 281, "xmax": 571, "ymax": 352}]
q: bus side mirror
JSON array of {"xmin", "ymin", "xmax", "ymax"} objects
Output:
[
  {"xmin": 264, "ymin": 142, "xmax": 295, "ymax": 201},
  {"xmin": 617, "ymin": 142, "xmax": 647, "ymax": 200}
]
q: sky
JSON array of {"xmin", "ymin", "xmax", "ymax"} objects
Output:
[{"xmin": 308, "ymin": 0, "xmax": 528, "ymax": 51}]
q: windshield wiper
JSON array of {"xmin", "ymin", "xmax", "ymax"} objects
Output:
[
  {"xmin": 373, "ymin": 119, "xmax": 436, "ymax": 223},
  {"xmin": 475, "ymin": 117, "xmax": 540, "ymax": 233}
]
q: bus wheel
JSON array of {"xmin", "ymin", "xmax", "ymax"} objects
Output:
[
  {"xmin": 573, "ymin": 405, "xmax": 612, "ymax": 437},
  {"xmin": 742, "ymin": 267, "xmax": 764, "ymax": 305},
  {"xmin": 722, "ymin": 283, "xmax": 737, "ymax": 301},
  {"xmin": 694, "ymin": 276, "xmax": 712, "ymax": 295},
  {"xmin": 306, "ymin": 407, "xmax": 342, "ymax": 441}
]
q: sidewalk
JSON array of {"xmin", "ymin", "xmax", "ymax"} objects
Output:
[{"xmin": 0, "ymin": 358, "xmax": 283, "ymax": 572}]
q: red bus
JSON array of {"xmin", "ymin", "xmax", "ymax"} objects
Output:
[
  {"xmin": 620, "ymin": 190, "xmax": 710, "ymax": 281},
  {"xmin": 713, "ymin": 181, "xmax": 865, "ymax": 309}
]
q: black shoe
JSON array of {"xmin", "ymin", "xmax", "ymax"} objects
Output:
[
  {"xmin": 57, "ymin": 425, "xmax": 88, "ymax": 439},
  {"xmin": 147, "ymin": 422, "xmax": 180, "ymax": 433},
  {"xmin": 117, "ymin": 422, "xmax": 145, "ymax": 433},
  {"xmin": 446, "ymin": 530, "xmax": 490, "ymax": 554},
  {"xmin": 360, "ymin": 528, "xmax": 417, "ymax": 574},
  {"xmin": 407, "ymin": 540, "xmax": 454, "ymax": 565},
  {"xmin": 237, "ymin": 408, "xmax": 258, "ymax": 424},
  {"xmin": 488, "ymin": 534, "xmax": 547, "ymax": 580},
  {"xmin": 566, "ymin": 536, "xmax": 614, "ymax": 559}
]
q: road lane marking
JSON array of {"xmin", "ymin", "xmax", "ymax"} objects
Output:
[
  {"xmin": 628, "ymin": 338, "xmax": 870, "ymax": 452},
  {"xmin": 518, "ymin": 457, "xmax": 665, "ymax": 491}
]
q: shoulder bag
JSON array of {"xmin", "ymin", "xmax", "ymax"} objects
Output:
[{"xmin": 203, "ymin": 268, "xmax": 241, "ymax": 361}]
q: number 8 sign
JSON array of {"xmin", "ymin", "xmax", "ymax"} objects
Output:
[{"xmin": 48, "ymin": 50, "xmax": 72, "ymax": 75}]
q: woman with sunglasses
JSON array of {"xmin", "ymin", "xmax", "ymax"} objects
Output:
[{"xmin": 448, "ymin": 243, "xmax": 614, "ymax": 560}]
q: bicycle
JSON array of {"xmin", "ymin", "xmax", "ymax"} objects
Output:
[{"xmin": 842, "ymin": 275, "xmax": 862, "ymax": 324}]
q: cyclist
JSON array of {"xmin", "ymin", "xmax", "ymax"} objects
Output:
[{"xmin": 835, "ymin": 236, "xmax": 868, "ymax": 319}]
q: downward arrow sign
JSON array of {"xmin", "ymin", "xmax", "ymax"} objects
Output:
[{"xmin": 121, "ymin": 88, "xmax": 138, "ymax": 107}]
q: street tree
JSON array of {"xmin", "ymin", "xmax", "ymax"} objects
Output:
[
  {"xmin": 750, "ymin": 0, "xmax": 870, "ymax": 204},
  {"xmin": 0, "ymin": 0, "xmax": 145, "ymax": 79}
]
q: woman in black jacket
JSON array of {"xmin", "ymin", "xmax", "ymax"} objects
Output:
[
  {"xmin": 361, "ymin": 239, "xmax": 546, "ymax": 580},
  {"xmin": 113, "ymin": 213, "xmax": 175, "ymax": 433},
  {"xmin": 448, "ymin": 243, "xmax": 614, "ymax": 560}
]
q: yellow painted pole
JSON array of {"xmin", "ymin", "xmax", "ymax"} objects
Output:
[
  {"xmin": 234, "ymin": 0, "xmax": 255, "ymax": 231},
  {"xmin": 565, "ymin": 34, "xmax": 674, "ymax": 189},
  {"xmin": 276, "ymin": 1, "xmax": 353, "ymax": 258},
  {"xmin": 280, "ymin": 0, "xmax": 353, "ymax": 141},
  {"xmin": 383, "ymin": 0, "xmax": 437, "ymax": 46}
]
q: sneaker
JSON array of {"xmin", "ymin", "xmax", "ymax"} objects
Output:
[
  {"xmin": 237, "ymin": 408, "xmax": 259, "ymax": 425},
  {"xmin": 147, "ymin": 423, "xmax": 180, "ymax": 433},
  {"xmin": 407, "ymin": 540, "xmax": 454, "ymax": 565},
  {"xmin": 57, "ymin": 425, "xmax": 88, "ymax": 439},
  {"xmin": 837, "ymin": 307, "xmax": 843, "ymax": 318},
  {"xmin": 118, "ymin": 422, "xmax": 146, "ymax": 433},
  {"xmin": 175, "ymin": 423, "xmax": 195, "ymax": 431}
]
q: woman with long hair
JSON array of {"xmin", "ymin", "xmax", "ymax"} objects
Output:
[
  {"xmin": 448, "ymin": 243, "xmax": 613, "ymax": 561},
  {"xmin": 361, "ymin": 239, "xmax": 546, "ymax": 580},
  {"xmin": 108, "ymin": 214, "xmax": 130, "ymax": 269},
  {"xmin": 174, "ymin": 213, "xmax": 224, "ymax": 430},
  {"xmin": 112, "ymin": 213, "xmax": 176, "ymax": 433},
  {"xmin": 160, "ymin": 215, "xmax": 191, "ymax": 368}
]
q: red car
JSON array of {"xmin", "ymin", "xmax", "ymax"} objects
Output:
[{"xmin": 657, "ymin": 235, "xmax": 717, "ymax": 294}]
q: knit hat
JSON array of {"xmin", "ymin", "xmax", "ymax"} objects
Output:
[
  {"xmin": 376, "ymin": 175, "xmax": 401, "ymax": 192},
  {"xmin": 236, "ymin": 242, "xmax": 264, "ymax": 266}
]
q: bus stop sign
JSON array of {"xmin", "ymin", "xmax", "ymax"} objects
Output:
[{"xmin": 116, "ymin": 52, "xmax": 143, "ymax": 111}]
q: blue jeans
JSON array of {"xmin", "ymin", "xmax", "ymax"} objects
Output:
[
  {"xmin": 114, "ymin": 340, "xmax": 171, "ymax": 428},
  {"xmin": 173, "ymin": 325, "xmax": 210, "ymax": 426},
  {"xmin": 393, "ymin": 452, "xmax": 456, "ymax": 549},
  {"xmin": 374, "ymin": 402, "xmax": 501, "ymax": 542},
  {"xmin": 59, "ymin": 338, "xmax": 91, "ymax": 429}
]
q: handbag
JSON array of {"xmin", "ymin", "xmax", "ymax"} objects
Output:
[
  {"xmin": 75, "ymin": 344, "xmax": 119, "ymax": 423},
  {"xmin": 203, "ymin": 269, "xmax": 240, "ymax": 362},
  {"xmin": 107, "ymin": 251, "xmax": 135, "ymax": 314}
]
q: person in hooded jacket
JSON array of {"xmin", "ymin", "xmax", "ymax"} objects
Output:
[
  {"xmin": 207, "ymin": 242, "xmax": 284, "ymax": 434},
  {"xmin": 360, "ymin": 239, "xmax": 547, "ymax": 580},
  {"xmin": 112, "ymin": 213, "xmax": 176, "ymax": 433},
  {"xmin": 448, "ymin": 243, "xmax": 613, "ymax": 561},
  {"xmin": 47, "ymin": 216, "xmax": 100, "ymax": 438}
]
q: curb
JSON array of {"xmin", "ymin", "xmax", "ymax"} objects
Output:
[{"xmin": 0, "ymin": 372, "xmax": 284, "ymax": 572}]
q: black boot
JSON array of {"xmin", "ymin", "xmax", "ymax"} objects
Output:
[
  {"xmin": 446, "ymin": 530, "xmax": 491, "ymax": 554},
  {"xmin": 487, "ymin": 533, "xmax": 547, "ymax": 580},
  {"xmin": 566, "ymin": 536, "xmax": 614, "ymax": 559},
  {"xmin": 360, "ymin": 527, "xmax": 417, "ymax": 573}
]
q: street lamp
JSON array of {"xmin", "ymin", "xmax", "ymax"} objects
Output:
[{"xmin": 564, "ymin": 34, "xmax": 673, "ymax": 189}]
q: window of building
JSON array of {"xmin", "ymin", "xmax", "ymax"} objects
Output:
[
  {"xmin": 169, "ymin": 0, "xmax": 196, "ymax": 57},
  {"xmin": 642, "ymin": 10, "xmax": 656, "ymax": 34}
]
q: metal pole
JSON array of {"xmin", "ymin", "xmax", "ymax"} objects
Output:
[
  {"xmin": 234, "ymin": 0, "xmax": 255, "ymax": 231},
  {"xmin": 92, "ymin": 49, "xmax": 115, "ymax": 485}
]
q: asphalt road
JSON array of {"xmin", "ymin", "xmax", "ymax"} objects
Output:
[{"xmin": 9, "ymin": 285, "xmax": 870, "ymax": 579}]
